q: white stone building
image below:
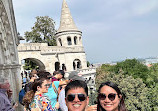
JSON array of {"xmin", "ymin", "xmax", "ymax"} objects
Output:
[
  {"xmin": 18, "ymin": 0, "xmax": 90, "ymax": 73},
  {"xmin": 18, "ymin": 0, "xmax": 96, "ymax": 90}
]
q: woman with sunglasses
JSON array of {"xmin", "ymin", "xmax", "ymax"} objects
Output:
[
  {"xmin": 97, "ymin": 81, "xmax": 127, "ymax": 111},
  {"xmin": 23, "ymin": 78, "xmax": 57, "ymax": 111}
]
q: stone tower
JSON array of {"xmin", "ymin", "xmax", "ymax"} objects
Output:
[
  {"xmin": 55, "ymin": 0, "xmax": 87, "ymax": 71},
  {"xmin": 56, "ymin": 0, "xmax": 83, "ymax": 47}
]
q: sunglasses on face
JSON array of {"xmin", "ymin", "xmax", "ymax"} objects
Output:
[
  {"xmin": 66, "ymin": 93, "xmax": 87, "ymax": 102},
  {"xmin": 44, "ymin": 84, "xmax": 50, "ymax": 87},
  {"xmin": 98, "ymin": 93, "xmax": 117, "ymax": 101}
]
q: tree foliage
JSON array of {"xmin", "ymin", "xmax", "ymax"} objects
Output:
[
  {"xmin": 24, "ymin": 16, "xmax": 56, "ymax": 46},
  {"xmin": 23, "ymin": 59, "xmax": 38, "ymax": 70},
  {"xmin": 96, "ymin": 59, "xmax": 158, "ymax": 110},
  {"xmin": 148, "ymin": 84, "xmax": 158, "ymax": 111},
  {"xmin": 110, "ymin": 59, "xmax": 152, "ymax": 86},
  {"xmin": 102, "ymin": 73, "xmax": 151, "ymax": 111}
]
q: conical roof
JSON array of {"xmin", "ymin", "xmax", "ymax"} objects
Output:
[{"xmin": 57, "ymin": 0, "xmax": 79, "ymax": 32}]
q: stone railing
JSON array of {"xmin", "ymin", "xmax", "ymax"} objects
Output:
[
  {"xmin": 17, "ymin": 43, "xmax": 47, "ymax": 51},
  {"xmin": 78, "ymin": 68, "xmax": 96, "ymax": 75},
  {"xmin": 17, "ymin": 43, "xmax": 85, "ymax": 54}
]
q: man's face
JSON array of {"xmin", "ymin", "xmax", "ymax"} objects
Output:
[
  {"xmin": 0, "ymin": 80, "xmax": 10, "ymax": 90},
  {"xmin": 65, "ymin": 87, "xmax": 89, "ymax": 111}
]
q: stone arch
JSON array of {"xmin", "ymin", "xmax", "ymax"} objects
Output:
[
  {"xmin": 73, "ymin": 59, "xmax": 82, "ymax": 70},
  {"xmin": 74, "ymin": 36, "xmax": 77, "ymax": 45},
  {"xmin": 22, "ymin": 58, "xmax": 45, "ymax": 71},
  {"xmin": 67, "ymin": 36, "xmax": 72, "ymax": 45}
]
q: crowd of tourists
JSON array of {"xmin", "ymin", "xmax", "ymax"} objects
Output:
[{"xmin": 0, "ymin": 69, "xmax": 127, "ymax": 111}]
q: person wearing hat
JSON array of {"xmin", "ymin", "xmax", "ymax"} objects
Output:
[{"xmin": 58, "ymin": 71, "xmax": 97, "ymax": 111}]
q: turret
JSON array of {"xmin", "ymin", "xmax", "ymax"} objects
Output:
[{"xmin": 56, "ymin": 0, "xmax": 83, "ymax": 47}]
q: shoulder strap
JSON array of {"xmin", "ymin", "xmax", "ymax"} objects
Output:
[{"xmin": 52, "ymin": 82, "xmax": 59, "ymax": 101}]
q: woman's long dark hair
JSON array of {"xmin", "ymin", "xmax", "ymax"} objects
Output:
[
  {"xmin": 22, "ymin": 78, "xmax": 46, "ymax": 110},
  {"xmin": 97, "ymin": 81, "xmax": 127, "ymax": 111}
]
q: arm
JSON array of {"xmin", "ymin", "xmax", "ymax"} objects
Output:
[
  {"xmin": 59, "ymin": 80, "xmax": 69, "ymax": 86},
  {"xmin": 0, "ymin": 96, "xmax": 14, "ymax": 111},
  {"xmin": 58, "ymin": 89, "xmax": 68, "ymax": 111}
]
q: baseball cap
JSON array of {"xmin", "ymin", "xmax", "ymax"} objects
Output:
[{"xmin": 68, "ymin": 71, "xmax": 85, "ymax": 81}]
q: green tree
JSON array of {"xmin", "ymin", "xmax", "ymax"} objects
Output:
[
  {"xmin": 23, "ymin": 59, "xmax": 38, "ymax": 70},
  {"xmin": 110, "ymin": 59, "xmax": 151, "ymax": 86},
  {"xmin": 24, "ymin": 16, "xmax": 56, "ymax": 46},
  {"xmin": 95, "ymin": 64, "xmax": 112, "ymax": 88},
  {"xmin": 148, "ymin": 84, "xmax": 158, "ymax": 111},
  {"xmin": 96, "ymin": 60, "xmax": 158, "ymax": 110},
  {"xmin": 96, "ymin": 72, "xmax": 151, "ymax": 111},
  {"xmin": 149, "ymin": 63, "xmax": 158, "ymax": 84},
  {"xmin": 87, "ymin": 61, "xmax": 90, "ymax": 67}
]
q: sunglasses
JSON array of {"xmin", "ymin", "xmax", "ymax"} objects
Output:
[
  {"xmin": 44, "ymin": 84, "xmax": 50, "ymax": 87},
  {"xmin": 98, "ymin": 93, "xmax": 117, "ymax": 101},
  {"xmin": 66, "ymin": 93, "xmax": 87, "ymax": 102}
]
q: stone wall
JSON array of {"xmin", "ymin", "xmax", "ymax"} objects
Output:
[
  {"xmin": 18, "ymin": 43, "xmax": 87, "ymax": 73},
  {"xmin": 0, "ymin": 0, "xmax": 21, "ymax": 110}
]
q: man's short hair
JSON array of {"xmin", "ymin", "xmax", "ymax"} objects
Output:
[
  {"xmin": 53, "ymin": 70, "xmax": 65, "ymax": 78},
  {"xmin": 37, "ymin": 70, "xmax": 52, "ymax": 79},
  {"xmin": 65, "ymin": 80, "xmax": 88, "ymax": 96},
  {"xmin": 68, "ymin": 71, "xmax": 85, "ymax": 81}
]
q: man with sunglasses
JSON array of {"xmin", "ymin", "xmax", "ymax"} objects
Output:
[{"xmin": 65, "ymin": 80, "xmax": 89, "ymax": 111}]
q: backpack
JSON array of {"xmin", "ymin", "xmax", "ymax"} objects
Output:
[{"xmin": 19, "ymin": 88, "xmax": 25, "ymax": 105}]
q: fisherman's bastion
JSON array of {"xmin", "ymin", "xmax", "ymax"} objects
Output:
[{"xmin": 0, "ymin": 0, "xmax": 96, "ymax": 110}]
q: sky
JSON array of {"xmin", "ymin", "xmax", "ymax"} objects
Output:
[{"xmin": 12, "ymin": 0, "xmax": 158, "ymax": 63}]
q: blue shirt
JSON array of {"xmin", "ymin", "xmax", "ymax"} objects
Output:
[{"xmin": 44, "ymin": 81, "xmax": 59, "ymax": 107}]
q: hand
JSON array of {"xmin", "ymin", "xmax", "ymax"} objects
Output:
[
  {"xmin": 55, "ymin": 102, "xmax": 60, "ymax": 109},
  {"xmin": 85, "ymin": 104, "xmax": 97, "ymax": 111},
  {"xmin": 13, "ymin": 102, "xmax": 18, "ymax": 109},
  {"xmin": 7, "ymin": 89, "xmax": 13, "ymax": 99}
]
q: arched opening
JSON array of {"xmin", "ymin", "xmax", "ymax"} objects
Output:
[
  {"xmin": 55, "ymin": 62, "xmax": 60, "ymax": 71},
  {"xmin": 73, "ymin": 62, "xmax": 76, "ymax": 70},
  {"xmin": 58, "ymin": 38, "xmax": 62, "ymax": 46},
  {"xmin": 77, "ymin": 61, "xmax": 81, "ymax": 69},
  {"xmin": 21, "ymin": 58, "xmax": 45, "ymax": 71},
  {"xmin": 73, "ymin": 59, "xmax": 82, "ymax": 70},
  {"xmin": 79, "ymin": 37, "xmax": 81, "ymax": 42},
  {"xmin": 67, "ymin": 37, "xmax": 72, "ymax": 45},
  {"xmin": 74, "ymin": 36, "xmax": 77, "ymax": 45},
  {"xmin": 62, "ymin": 63, "xmax": 66, "ymax": 71}
]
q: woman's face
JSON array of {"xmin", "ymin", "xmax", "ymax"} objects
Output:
[
  {"xmin": 99, "ymin": 85, "xmax": 121, "ymax": 111},
  {"xmin": 38, "ymin": 80, "xmax": 50, "ymax": 94}
]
